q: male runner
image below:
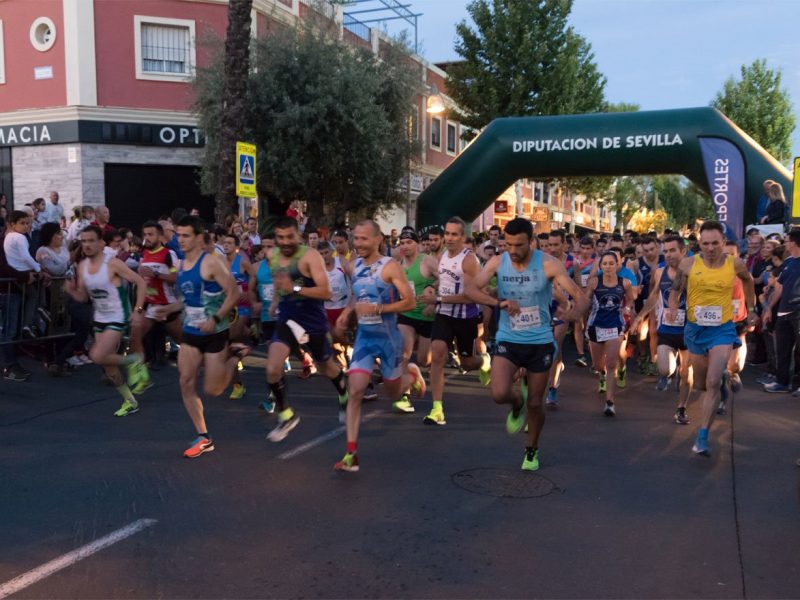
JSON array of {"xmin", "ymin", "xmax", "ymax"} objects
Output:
[
  {"xmin": 667, "ymin": 221, "xmax": 755, "ymax": 456},
  {"xmin": 421, "ymin": 217, "xmax": 491, "ymax": 425},
  {"xmin": 264, "ymin": 217, "xmax": 348, "ymax": 440},
  {"xmin": 319, "ymin": 240, "xmax": 352, "ymax": 366},
  {"xmin": 572, "ymin": 236, "xmax": 596, "ymax": 366},
  {"xmin": 632, "ymin": 234, "xmax": 693, "ymax": 423},
  {"xmin": 333, "ymin": 221, "xmax": 426, "ymax": 472},
  {"xmin": 426, "ymin": 226, "xmax": 445, "ymax": 259},
  {"xmin": 396, "ymin": 229, "xmax": 439, "ymax": 413},
  {"xmin": 223, "ymin": 232, "xmax": 253, "ymax": 399},
  {"xmin": 64, "ymin": 225, "xmax": 148, "ymax": 417},
  {"xmin": 175, "ymin": 216, "xmax": 242, "ymax": 458},
  {"xmin": 467, "ymin": 218, "xmax": 588, "ymax": 470},
  {"xmin": 545, "ymin": 229, "xmax": 575, "ymax": 407},
  {"xmin": 635, "ymin": 236, "xmax": 665, "ymax": 376}
]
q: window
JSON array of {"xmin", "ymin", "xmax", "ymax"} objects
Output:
[
  {"xmin": 459, "ymin": 125, "xmax": 472, "ymax": 152},
  {"xmin": 134, "ymin": 16, "xmax": 196, "ymax": 82},
  {"xmin": 30, "ymin": 17, "xmax": 56, "ymax": 52},
  {"xmin": 430, "ymin": 116, "xmax": 441, "ymax": 151},
  {"xmin": 446, "ymin": 122, "xmax": 457, "ymax": 155},
  {"xmin": 0, "ymin": 20, "xmax": 5, "ymax": 84}
]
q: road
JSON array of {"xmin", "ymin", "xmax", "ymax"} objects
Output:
[{"xmin": 1, "ymin": 349, "xmax": 799, "ymax": 599}]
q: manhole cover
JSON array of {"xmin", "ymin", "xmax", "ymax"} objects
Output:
[{"xmin": 452, "ymin": 468, "xmax": 558, "ymax": 498}]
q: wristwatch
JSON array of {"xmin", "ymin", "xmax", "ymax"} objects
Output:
[
  {"xmin": 293, "ymin": 285, "xmax": 302, "ymax": 294},
  {"xmin": 134, "ymin": 305, "xmax": 144, "ymax": 314}
]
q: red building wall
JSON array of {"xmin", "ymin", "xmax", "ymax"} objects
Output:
[{"xmin": 0, "ymin": 0, "xmax": 67, "ymax": 112}]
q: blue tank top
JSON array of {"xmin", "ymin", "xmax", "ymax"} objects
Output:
[
  {"xmin": 657, "ymin": 267, "xmax": 687, "ymax": 335},
  {"xmin": 496, "ymin": 250, "xmax": 554, "ymax": 345},
  {"xmin": 638, "ymin": 256, "xmax": 665, "ymax": 300},
  {"xmin": 177, "ymin": 253, "xmax": 228, "ymax": 336},
  {"xmin": 231, "ymin": 254, "xmax": 248, "ymax": 287},
  {"xmin": 255, "ymin": 260, "xmax": 275, "ymax": 323},
  {"xmin": 270, "ymin": 246, "xmax": 328, "ymax": 334},
  {"xmin": 588, "ymin": 275, "xmax": 625, "ymax": 329},
  {"xmin": 351, "ymin": 257, "xmax": 398, "ymax": 337}
]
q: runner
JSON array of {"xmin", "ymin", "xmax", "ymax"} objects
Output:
[
  {"xmin": 333, "ymin": 220, "xmax": 426, "ymax": 472},
  {"xmin": 222, "ymin": 232, "xmax": 253, "ymax": 399},
  {"xmin": 545, "ymin": 229, "xmax": 575, "ymax": 408},
  {"xmin": 632, "ymin": 234, "xmax": 693, "ymax": 424},
  {"xmin": 396, "ymin": 229, "xmax": 439, "ymax": 413},
  {"xmin": 319, "ymin": 240, "xmax": 352, "ymax": 367},
  {"xmin": 467, "ymin": 218, "xmax": 588, "ymax": 470},
  {"xmin": 634, "ymin": 236, "xmax": 665, "ymax": 376},
  {"xmin": 585, "ymin": 251, "xmax": 636, "ymax": 416},
  {"xmin": 264, "ymin": 216, "xmax": 348, "ymax": 441},
  {"xmin": 572, "ymin": 236, "xmax": 596, "ymax": 367},
  {"xmin": 667, "ymin": 221, "xmax": 756, "ymax": 456},
  {"xmin": 64, "ymin": 225, "xmax": 149, "ymax": 417},
  {"xmin": 174, "ymin": 216, "xmax": 243, "ymax": 458},
  {"xmin": 249, "ymin": 246, "xmax": 278, "ymax": 413},
  {"xmin": 722, "ymin": 240, "xmax": 750, "ymax": 407},
  {"xmin": 421, "ymin": 217, "xmax": 491, "ymax": 426}
]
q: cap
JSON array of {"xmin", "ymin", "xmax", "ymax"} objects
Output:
[{"xmin": 399, "ymin": 230, "xmax": 419, "ymax": 242}]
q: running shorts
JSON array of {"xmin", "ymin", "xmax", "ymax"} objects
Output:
[
  {"xmin": 273, "ymin": 320, "xmax": 332, "ymax": 362},
  {"xmin": 684, "ymin": 321, "xmax": 737, "ymax": 356},
  {"xmin": 397, "ymin": 313, "xmax": 433, "ymax": 339},
  {"xmin": 494, "ymin": 341, "xmax": 554, "ymax": 373},
  {"xmin": 349, "ymin": 327, "xmax": 404, "ymax": 381},
  {"xmin": 431, "ymin": 313, "xmax": 478, "ymax": 357},
  {"xmin": 182, "ymin": 329, "xmax": 229, "ymax": 354},
  {"xmin": 657, "ymin": 331, "xmax": 687, "ymax": 351}
]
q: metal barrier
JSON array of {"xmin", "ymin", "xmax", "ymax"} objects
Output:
[{"xmin": 0, "ymin": 276, "xmax": 75, "ymax": 346}]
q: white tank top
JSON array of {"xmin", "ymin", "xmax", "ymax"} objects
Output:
[
  {"xmin": 82, "ymin": 255, "xmax": 129, "ymax": 323},
  {"xmin": 325, "ymin": 257, "xmax": 350, "ymax": 310},
  {"xmin": 437, "ymin": 248, "xmax": 480, "ymax": 319}
]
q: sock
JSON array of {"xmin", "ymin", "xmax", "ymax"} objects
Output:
[
  {"xmin": 347, "ymin": 441, "xmax": 357, "ymax": 454},
  {"xmin": 278, "ymin": 407, "xmax": 294, "ymax": 422},
  {"xmin": 525, "ymin": 446, "xmax": 537, "ymax": 455},
  {"xmin": 432, "ymin": 400, "xmax": 443, "ymax": 412},
  {"xmin": 116, "ymin": 384, "xmax": 136, "ymax": 404},
  {"xmin": 480, "ymin": 352, "xmax": 491, "ymax": 371},
  {"xmin": 331, "ymin": 369, "xmax": 347, "ymax": 396},
  {"xmin": 121, "ymin": 352, "xmax": 143, "ymax": 366},
  {"xmin": 270, "ymin": 377, "xmax": 287, "ymax": 412},
  {"xmin": 699, "ymin": 427, "xmax": 709, "ymax": 437},
  {"xmin": 199, "ymin": 432, "xmax": 210, "ymax": 439}
]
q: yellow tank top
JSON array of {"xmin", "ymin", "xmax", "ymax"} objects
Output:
[{"xmin": 687, "ymin": 254, "xmax": 735, "ymax": 325}]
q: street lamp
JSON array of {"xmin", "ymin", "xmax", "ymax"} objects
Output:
[{"xmin": 426, "ymin": 85, "xmax": 445, "ymax": 114}]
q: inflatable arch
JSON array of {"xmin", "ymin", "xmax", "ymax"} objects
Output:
[{"xmin": 416, "ymin": 107, "xmax": 792, "ymax": 238}]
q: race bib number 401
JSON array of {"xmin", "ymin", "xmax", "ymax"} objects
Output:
[{"xmin": 510, "ymin": 306, "xmax": 542, "ymax": 331}]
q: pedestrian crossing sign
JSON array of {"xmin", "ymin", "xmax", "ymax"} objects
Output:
[{"xmin": 236, "ymin": 141, "xmax": 257, "ymax": 198}]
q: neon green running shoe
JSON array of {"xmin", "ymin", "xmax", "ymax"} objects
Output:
[
  {"xmin": 126, "ymin": 362, "xmax": 141, "ymax": 388},
  {"xmin": 229, "ymin": 383, "xmax": 246, "ymax": 400},
  {"xmin": 598, "ymin": 377, "xmax": 607, "ymax": 393},
  {"xmin": 423, "ymin": 408, "xmax": 446, "ymax": 426},
  {"xmin": 114, "ymin": 399, "xmax": 139, "ymax": 417},
  {"xmin": 521, "ymin": 448, "xmax": 539, "ymax": 471},
  {"xmin": 617, "ymin": 365, "xmax": 627, "ymax": 389},
  {"xmin": 392, "ymin": 395, "xmax": 415, "ymax": 413},
  {"xmin": 506, "ymin": 403, "xmax": 525, "ymax": 434},
  {"xmin": 334, "ymin": 452, "xmax": 359, "ymax": 472},
  {"xmin": 131, "ymin": 364, "xmax": 152, "ymax": 395}
]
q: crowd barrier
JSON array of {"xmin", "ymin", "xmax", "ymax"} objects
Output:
[{"xmin": 0, "ymin": 276, "xmax": 75, "ymax": 346}]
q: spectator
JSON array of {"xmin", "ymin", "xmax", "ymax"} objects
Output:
[
  {"xmin": 43, "ymin": 191, "xmax": 64, "ymax": 224},
  {"xmin": 245, "ymin": 217, "xmax": 261, "ymax": 246},
  {"xmin": 103, "ymin": 230, "xmax": 123, "ymax": 259},
  {"xmin": 161, "ymin": 219, "xmax": 184, "ymax": 260},
  {"xmin": 0, "ymin": 205, "xmax": 7, "ymax": 229},
  {"xmin": 761, "ymin": 182, "xmax": 787, "ymax": 225},
  {"xmin": 67, "ymin": 206, "xmax": 94, "ymax": 243},
  {"xmin": 3, "ymin": 210, "xmax": 41, "ymax": 275},
  {"xmin": 91, "ymin": 205, "xmax": 115, "ymax": 236},
  {"xmin": 0, "ymin": 214, "xmax": 33, "ymax": 381},
  {"xmin": 755, "ymin": 180, "xmax": 775, "ymax": 224},
  {"xmin": 35, "ymin": 222, "xmax": 70, "ymax": 277}
]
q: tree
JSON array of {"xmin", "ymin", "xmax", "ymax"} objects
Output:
[
  {"xmin": 210, "ymin": 0, "xmax": 253, "ymax": 224},
  {"xmin": 448, "ymin": 0, "xmax": 606, "ymax": 130},
  {"xmin": 195, "ymin": 19, "xmax": 419, "ymax": 226},
  {"xmin": 652, "ymin": 176, "xmax": 714, "ymax": 231},
  {"xmin": 712, "ymin": 59, "xmax": 796, "ymax": 163}
]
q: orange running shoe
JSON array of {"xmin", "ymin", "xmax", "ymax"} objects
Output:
[{"xmin": 183, "ymin": 436, "xmax": 214, "ymax": 459}]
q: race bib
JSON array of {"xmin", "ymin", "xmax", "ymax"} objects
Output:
[
  {"xmin": 358, "ymin": 302, "xmax": 382, "ymax": 325},
  {"xmin": 260, "ymin": 283, "xmax": 274, "ymax": 303},
  {"xmin": 732, "ymin": 299, "xmax": 741, "ymax": 315},
  {"xmin": 184, "ymin": 305, "xmax": 208, "ymax": 328},
  {"xmin": 94, "ymin": 298, "xmax": 114, "ymax": 314},
  {"xmin": 694, "ymin": 305, "xmax": 722, "ymax": 326},
  {"xmin": 439, "ymin": 283, "xmax": 455, "ymax": 297},
  {"xmin": 596, "ymin": 327, "xmax": 619, "ymax": 342},
  {"xmin": 663, "ymin": 309, "xmax": 686, "ymax": 327},
  {"xmin": 510, "ymin": 306, "xmax": 542, "ymax": 331},
  {"xmin": 580, "ymin": 273, "xmax": 589, "ymax": 287}
]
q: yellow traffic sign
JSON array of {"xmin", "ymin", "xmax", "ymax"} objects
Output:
[
  {"xmin": 793, "ymin": 157, "xmax": 800, "ymax": 218},
  {"xmin": 236, "ymin": 141, "xmax": 257, "ymax": 198}
]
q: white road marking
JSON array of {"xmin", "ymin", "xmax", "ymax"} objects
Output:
[
  {"xmin": 0, "ymin": 518, "xmax": 157, "ymax": 599},
  {"xmin": 278, "ymin": 410, "xmax": 380, "ymax": 460}
]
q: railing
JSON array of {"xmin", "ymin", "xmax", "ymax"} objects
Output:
[
  {"xmin": 298, "ymin": 0, "xmax": 338, "ymax": 21},
  {"xmin": 343, "ymin": 14, "xmax": 371, "ymax": 42},
  {"xmin": 0, "ymin": 276, "xmax": 75, "ymax": 346}
]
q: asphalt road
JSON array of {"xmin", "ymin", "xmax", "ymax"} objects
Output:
[{"xmin": 1, "ymin": 348, "xmax": 799, "ymax": 599}]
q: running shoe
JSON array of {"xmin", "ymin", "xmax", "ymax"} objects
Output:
[
  {"xmin": 617, "ymin": 365, "xmax": 627, "ymax": 389},
  {"xmin": 506, "ymin": 403, "xmax": 525, "ymax": 434},
  {"xmin": 259, "ymin": 396, "xmax": 276, "ymax": 414},
  {"xmin": 284, "ymin": 358, "xmax": 291, "ymax": 372},
  {"xmin": 392, "ymin": 395, "xmax": 415, "ymax": 414},
  {"xmin": 66, "ymin": 356, "xmax": 84, "ymax": 368},
  {"xmin": 407, "ymin": 363, "xmax": 426, "ymax": 397},
  {"xmin": 674, "ymin": 408, "xmax": 690, "ymax": 425},
  {"xmin": 78, "ymin": 354, "xmax": 93, "ymax": 365},
  {"xmin": 299, "ymin": 361, "xmax": 317, "ymax": 379},
  {"xmin": 692, "ymin": 430, "xmax": 710, "ymax": 456},
  {"xmin": 114, "ymin": 399, "xmax": 140, "ymax": 417},
  {"xmin": 131, "ymin": 365, "xmax": 153, "ymax": 395},
  {"xmin": 423, "ymin": 408, "xmax": 446, "ymax": 426},
  {"xmin": 237, "ymin": 360, "xmax": 244, "ymax": 372},
  {"xmin": 267, "ymin": 414, "xmax": 301, "ymax": 442},
  {"xmin": 184, "ymin": 436, "xmax": 214, "ymax": 458},
  {"xmin": 574, "ymin": 354, "xmax": 588, "ymax": 367},
  {"xmin": 546, "ymin": 387, "xmax": 558, "ymax": 410},
  {"xmin": 729, "ymin": 372, "xmax": 742, "ymax": 392},
  {"xmin": 334, "ymin": 452, "xmax": 360, "ymax": 472},
  {"xmin": 656, "ymin": 376, "xmax": 670, "ymax": 391},
  {"xmin": 603, "ymin": 401, "xmax": 616, "ymax": 417},
  {"xmin": 126, "ymin": 362, "xmax": 141, "ymax": 388},
  {"xmin": 755, "ymin": 373, "xmax": 775, "ymax": 385},
  {"xmin": 647, "ymin": 362, "xmax": 659, "ymax": 377},
  {"xmin": 363, "ymin": 383, "xmax": 379, "ymax": 401},
  {"xmin": 716, "ymin": 400, "xmax": 727, "ymax": 415},
  {"xmin": 478, "ymin": 353, "xmax": 491, "ymax": 386},
  {"xmin": 598, "ymin": 377, "xmax": 607, "ymax": 394},
  {"xmin": 446, "ymin": 351, "xmax": 460, "ymax": 369},
  {"xmin": 229, "ymin": 383, "xmax": 246, "ymax": 400},
  {"xmin": 763, "ymin": 382, "xmax": 790, "ymax": 393},
  {"xmin": 521, "ymin": 448, "xmax": 539, "ymax": 471}
]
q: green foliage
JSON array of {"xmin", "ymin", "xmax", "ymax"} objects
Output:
[
  {"xmin": 712, "ymin": 59, "xmax": 796, "ymax": 163},
  {"xmin": 194, "ymin": 20, "xmax": 420, "ymax": 224},
  {"xmin": 652, "ymin": 175, "xmax": 714, "ymax": 230},
  {"xmin": 448, "ymin": 0, "xmax": 606, "ymax": 129}
]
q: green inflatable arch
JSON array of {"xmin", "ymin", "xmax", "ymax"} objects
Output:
[{"xmin": 416, "ymin": 107, "xmax": 792, "ymax": 234}]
